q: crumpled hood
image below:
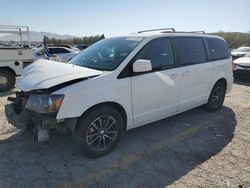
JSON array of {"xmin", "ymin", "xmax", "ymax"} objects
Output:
[
  {"xmin": 234, "ymin": 57, "xmax": 250, "ymax": 66},
  {"xmin": 17, "ymin": 59, "xmax": 103, "ymax": 91}
]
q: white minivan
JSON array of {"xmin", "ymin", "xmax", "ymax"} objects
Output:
[{"xmin": 6, "ymin": 29, "xmax": 233, "ymax": 157}]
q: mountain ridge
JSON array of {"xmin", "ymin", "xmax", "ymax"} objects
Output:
[{"xmin": 0, "ymin": 31, "xmax": 75, "ymax": 41}]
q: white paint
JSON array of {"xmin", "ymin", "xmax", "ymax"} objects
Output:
[
  {"xmin": 17, "ymin": 32, "xmax": 233, "ymax": 131},
  {"xmin": 17, "ymin": 59, "xmax": 103, "ymax": 91}
]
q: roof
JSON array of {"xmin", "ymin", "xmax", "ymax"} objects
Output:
[
  {"xmin": 120, "ymin": 32, "xmax": 222, "ymax": 39},
  {"xmin": 113, "ymin": 28, "xmax": 223, "ymax": 40}
]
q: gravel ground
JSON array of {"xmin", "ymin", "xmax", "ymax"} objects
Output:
[{"xmin": 0, "ymin": 80, "xmax": 250, "ymax": 188}]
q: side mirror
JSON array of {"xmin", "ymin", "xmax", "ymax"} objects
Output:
[{"xmin": 133, "ymin": 59, "xmax": 152, "ymax": 73}]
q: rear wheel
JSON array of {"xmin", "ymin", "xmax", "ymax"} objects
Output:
[
  {"xmin": 205, "ymin": 82, "xmax": 226, "ymax": 111},
  {"xmin": 77, "ymin": 106, "xmax": 124, "ymax": 157},
  {"xmin": 0, "ymin": 69, "xmax": 15, "ymax": 92}
]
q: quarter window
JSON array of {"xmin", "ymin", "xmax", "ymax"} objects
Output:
[
  {"xmin": 174, "ymin": 37, "xmax": 206, "ymax": 66},
  {"xmin": 207, "ymin": 38, "xmax": 230, "ymax": 61},
  {"xmin": 135, "ymin": 38, "xmax": 174, "ymax": 70}
]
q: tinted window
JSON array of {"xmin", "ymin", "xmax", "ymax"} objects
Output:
[
  {"xmin": 135, "ymin": 38, "xmax": 174, "ymax": 70},
  {"xmin": 48, "ymin": 48, "xmax": 55, "ymax": 54},
  {"xmin": 54, "ymin": 48, "xmax": 70, "ymax": 54},
  {"xmin": 175, "ymin": 37, "xmax": 206, "ymax": 65},
  {"xmin": 207, "ymin": 38, "xmax": 230, "ymax": 60}
]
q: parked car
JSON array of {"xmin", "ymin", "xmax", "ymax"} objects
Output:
[
  {"xmin": 73, "ymin": 44, "xmax": 89, "ymax": 51},
  {"xmin": 48, "ymin": 44, "xmax": 81, "ymax": 52},
  {"xmin": 35, "ymin": 46, "xmax": 79, "ymax": 62},
  {"xmin": 6, "ymin": 28, "xmax": 233, "ymax": 157},
  {"xmin": 231, "ymin": 47, "xmax": 250, "ymax": 60},
  {"xmin": 233, "ymin": 52, "xmax": 250, "ymax": 78}
]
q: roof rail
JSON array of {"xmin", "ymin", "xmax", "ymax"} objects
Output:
[
  {"xmin": 161, "ymin": 30, "xmax": 205, "ymax": 34},
  {"xmin": 137, "ymin": 28, "xmax": 206, "ymax": 34},
  {"xmin": 187, "ymin": 31, "xmax": 205, "ymax": 34},
  {"xmin": 138, "ymin": 28, "xmax": 175, "ymax": 33}
]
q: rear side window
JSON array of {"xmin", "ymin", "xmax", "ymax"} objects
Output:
[
  {"xmin": 174, "ymin": 37, "xmax": 206, "ymax": 66},
  {"xmin": 206, "ymin": 38, "xmax": 230, "ymax": 61}
]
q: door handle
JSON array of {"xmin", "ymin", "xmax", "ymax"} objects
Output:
[
  {"xmin": 182, "ymin": 71, "xmax": 191, "ymax": 76},
  {"xmin": 169, "ymin": 74, "xmax": 178, "ymax": 79}
]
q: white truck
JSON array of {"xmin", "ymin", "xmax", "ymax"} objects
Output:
[{"xmin": 0, "ymin": 25, "xmax": 34, "ymax": 92}]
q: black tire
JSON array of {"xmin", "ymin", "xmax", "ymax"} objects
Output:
[
  {"xmin": 76, "ymin": 105, "xmax": 124, "ymax": 157},
  {"xmin": 0, "ymin": 69, "xmax": 15, "ymax": 92},
  {"xmin": 204, "ymin": 82, "xmax": 226, "ymax": 112}
]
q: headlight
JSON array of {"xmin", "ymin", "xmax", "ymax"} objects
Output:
[{"xmin": 25, "ymin": 94, "xmax": 64, "ymax": 114}]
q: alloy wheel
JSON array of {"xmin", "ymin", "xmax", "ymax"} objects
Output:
[
  {"xmin": 86, "ymin": 115, "xmax": 118, "ymax": 151},
  {"xmin": 212, "ymin": 86, "xmax": 224, "ymax": 108}
]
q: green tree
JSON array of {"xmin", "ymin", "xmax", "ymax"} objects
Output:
[{"xmin": 47, "ymin": 35, "xmax": 103, "ymax": 46}]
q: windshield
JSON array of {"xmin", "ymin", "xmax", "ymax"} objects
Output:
[{"xmin": 69, "ymin": 37, "xmax": 144, "ymax": 71}]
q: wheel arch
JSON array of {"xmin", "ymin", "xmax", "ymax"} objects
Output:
[
  {"xmin": 0, "ymin": 67, "xmax": 17, "ymax": 76},
  {"xmin": 206, "ymin": 77, "xmax": 228, "ymax": 103},
  {"xmin": 76, "ymin": 101, "xmax": 128, "ymax": 132},
  {"xmin": 215, "ymin": 78, "xmax": 227, "ymax": 90},
  {"xmin": 204, "ymin": 77, "xmax": 228, "ymax": 111}
]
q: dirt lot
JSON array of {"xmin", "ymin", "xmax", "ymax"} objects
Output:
[{"xmin": 0, "ymin": 80, "xmax": 250, "ymax": 188}]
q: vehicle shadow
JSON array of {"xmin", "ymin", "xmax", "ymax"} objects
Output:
[{"xmin": 0, "ymin": 105, "xmax": 236, "ymax": 188}]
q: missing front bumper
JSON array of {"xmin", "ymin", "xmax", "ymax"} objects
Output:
[
  {"xmin": 5, "ymin": 103, "xmax": 50, "ymax": 142},
  {"xmin": 5, "ymin": 103, "xmax": 78, "ymax": 142},
  {"xmin": 5, "ymin": 103, "xmax": 32, "ymax": 131}
]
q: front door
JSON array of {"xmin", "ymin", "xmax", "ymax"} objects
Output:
[{"xmin": 131, "ymin": 38, "xmax": 179, "ymax": 126}]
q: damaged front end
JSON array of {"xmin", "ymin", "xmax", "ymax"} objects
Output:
[
  {"xmin": 5, "ymin": 59, "xmax": 103, "ymax": 142},
  {"xmin": 5, "ymin": 83, "xmax": 82, "ymax": 142}
]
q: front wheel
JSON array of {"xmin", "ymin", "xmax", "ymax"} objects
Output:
[
  {"xmin": 77, "ymin": 106, "xmax": 124, "ymax": 157},
  {"xmin": 204, "ymin": 82, "xmax": 226, "ymax": 111}
]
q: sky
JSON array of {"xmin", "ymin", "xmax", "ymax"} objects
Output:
[{"xmin": 0, "ymin": 0, "xmax": 250, "ymax": 37}]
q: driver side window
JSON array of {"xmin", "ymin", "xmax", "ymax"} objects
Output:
[{"xmin": 135, "ymin": 38, "xmax": 174, "ymax": 70}]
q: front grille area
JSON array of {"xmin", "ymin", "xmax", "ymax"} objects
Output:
[{"xmin": 14, "ymin": 91, "xmax": 29, "ymax": 114}]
